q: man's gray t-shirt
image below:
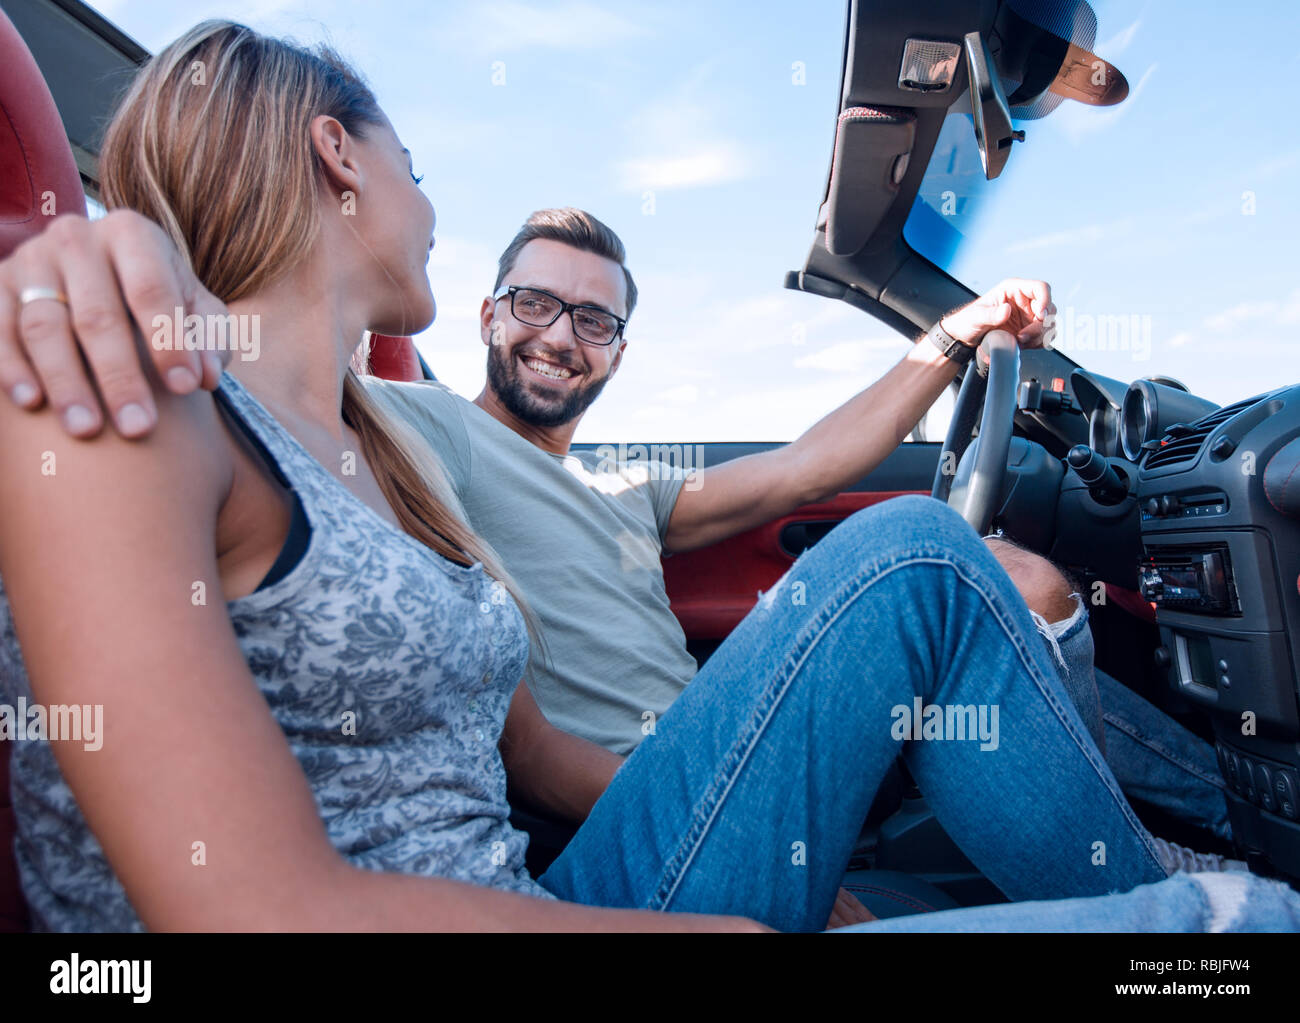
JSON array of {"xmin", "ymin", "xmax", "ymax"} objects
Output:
[{"xmin": 368, "ymin": 378, "xmax": 700, "ymax": 755}]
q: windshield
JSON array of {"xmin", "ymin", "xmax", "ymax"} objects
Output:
[{"xmin": 904, "ymin": 0, "xmax": 1300, "ymax": 405}]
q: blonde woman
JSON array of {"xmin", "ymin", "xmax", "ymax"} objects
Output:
[{"xmin": 3, "ymin": 21, "xmax": 1291, "ymax": 933}]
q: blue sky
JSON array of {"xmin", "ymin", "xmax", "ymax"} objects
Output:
[{"xmin": 84, "ymin": 0, "xmax": 1300, "ymax": 441}]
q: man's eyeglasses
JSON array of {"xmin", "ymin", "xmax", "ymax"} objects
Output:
[{"xmin": 493, "ymin": 285, "xmax": 626, "ymax": 346}]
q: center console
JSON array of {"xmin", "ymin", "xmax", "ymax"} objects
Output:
[{"xmin": 1135, "ymin": 383, "xmax": 1300, "ymax": 879}]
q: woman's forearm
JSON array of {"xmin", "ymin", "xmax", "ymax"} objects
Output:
[{"xmin": 296, "ymin": 861, "xmax": 768, "ymax": 933}]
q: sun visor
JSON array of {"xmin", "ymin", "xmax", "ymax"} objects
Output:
[
  {"xmin": 1048, "ymin": 42, "xmax": 1128, "ymax": 106},
  {"xmin": 824, "ymin": 106, "xmax": 915, "ymax": 257},
  {"xmin": 998, "ymin": 0, "xmax": 1128, "ymax": 118}
]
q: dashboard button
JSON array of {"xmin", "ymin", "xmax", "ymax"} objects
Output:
[
  {"xmin": 1256, "ymin": 763, "xmax": 1277, "ymax": 812},
  {"xmin": 1223, "ymin": 750, "xmax": 1241, "ymax": 789},
  {"xmin": 1274, "ymin": 772, "xmax": 1299, "ymax": 820},
  {"xmin": 1240, "ymin": 759, "xmax": 1258, "ymax": 802}
]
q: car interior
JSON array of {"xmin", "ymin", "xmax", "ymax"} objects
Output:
[{"xmin": 2, "ymin": 0, "xmax": 1298, "ymax": 930}]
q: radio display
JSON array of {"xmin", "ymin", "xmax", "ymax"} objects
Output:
[
  {"xmin": 1162, "ymin": 566, "xmax": 1201, "ymax": 597},
  {"xmin": 1139, "ymin": 545, "xmax": 1239, "ymax": 616}
]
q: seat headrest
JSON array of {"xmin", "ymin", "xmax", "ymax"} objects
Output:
[
  {"xmin": 1263, "ymin": 436, "xmax": 1300, "ymax": 520},
  {"xmin": 367, "ymin": 334, "xmax": 425, "ymax": 383},
  {"xmin": 0, "ymin": 7, "xmax": 87, "ymax": 259}
]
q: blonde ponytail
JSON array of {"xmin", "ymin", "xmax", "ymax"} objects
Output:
[{"xmin": 100, "ymin": 20, "xmax": 544, "ymax": 663}]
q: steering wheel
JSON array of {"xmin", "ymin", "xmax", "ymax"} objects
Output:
[{"xmin": 929, "ymin": 330, "xmax": 1021, "ymax": 536}]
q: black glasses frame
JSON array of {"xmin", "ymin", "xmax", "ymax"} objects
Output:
[{"xmin": 493, "ymin": 285, "xmax": 626, "ymax": 346}]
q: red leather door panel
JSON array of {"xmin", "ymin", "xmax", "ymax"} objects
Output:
[{"xmin": 662, "ymin": 490, "xmax": 924, "ymax": 641}]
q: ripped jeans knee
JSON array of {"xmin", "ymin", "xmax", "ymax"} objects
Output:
[{"xmin": 1030, "ymin": 593, "xmax": 1106, "ymax": 754}]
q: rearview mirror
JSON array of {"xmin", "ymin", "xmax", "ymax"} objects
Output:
[{"xmin": 963, "ymin": 31, "xmax": 1024, "ymax": 181}]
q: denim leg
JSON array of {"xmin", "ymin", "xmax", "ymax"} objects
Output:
[
  {"xmin": 833, "ymin": 871, "xmax": 1300, "ymax": 932},
  {"xmin": 1096, "ymin": 670, "xmax": 1233, "ymax": 841},
  {"xmin": 1032, "ymin": 593, "xmax": 1105, "ymax": 753},
  {"xmin": 1033, "ymin": 595, "xmax": 1232, "ymax": 842},
  {"xmin": 538, "ymin": 495, "xmax": 1167, "ymax": 932}
]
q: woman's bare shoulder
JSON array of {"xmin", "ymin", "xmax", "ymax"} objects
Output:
[{"xmin": 0, "ymin": 383, "xmax": 234, "ymax": 577}]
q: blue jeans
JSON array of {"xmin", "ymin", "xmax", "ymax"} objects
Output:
[
  {"xmin": 539, "ymin": 495, "xmax": 1186, "ymax": 930},
  {"xmin": 835, "ymin": 872, "xmax": 1300, "ymax": 932},
  {"xmin": 1035, "ymin": 592, "xmax": 1233, "ymax": 843}
]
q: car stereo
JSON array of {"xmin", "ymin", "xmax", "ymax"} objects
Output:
[{"xmin": 1138, "ymin": 545, "xmax": 1239, "ymax": 616}]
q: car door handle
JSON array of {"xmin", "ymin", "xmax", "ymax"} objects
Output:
[{"xmin": 778, "ymin": 519, "xmax": 842, "ymax": 558}]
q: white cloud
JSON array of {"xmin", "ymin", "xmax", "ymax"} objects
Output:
[
  {"xmin": 1205, "ymin": 297, "xmax": 1282, "ymax": 332},
  {"xmin": 617, "ymin": 144, "xmax": 751, "ymax": 192},
  {"xmin": 654, "ymin": 384, "xmax": 699, "ymax": 404},
  {"xmin": 1004, "ymin": 217, "xmax": 1131, "ymax": 254},
  {"xmin": 683, "ymin": 292, "xmax": 878, "ymax": 355},
  {"xmin": 1177, "ymin": 202, "xmax": 1235, "ymax": 229},
  {"xmin": 613, "ymin": 67, "xmax": 755, "ymax": 193},
  {"xmin": 793, "ymin": 337, "xmax": 904, "ymax": 373},
  {"xmin": 1202, "ymin": 290, "xmax": 1300, "ymax": 332},
  {"xmin": 1055, "ymin": 61, "xmax": 1158, "ymax": 143},
  {"xmin": 1095, "ymin": 19, "xmax": 1141, "ymax": 58},
  {"xmin": 707, "ymin": 379, "xmax": 891, "ymax": 441},
  {"xmin": 384, "ymin": 106, "xmax": 499, "ymax": 157},
  {"xmin": 1257, "ymin": 148, "xmax": 1300, "ymax": 180}
]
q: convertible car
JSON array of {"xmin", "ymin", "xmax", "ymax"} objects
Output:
[{"xmin": 1, "ymin": 0, "xmax": 1297, "ymax": 929}]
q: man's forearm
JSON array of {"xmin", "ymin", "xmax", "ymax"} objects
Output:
[
  {"xmin": 662, "ymin": 334, "xmax": 965, "ymax": 553},
  {"xmin": 509, "ymin": 724, "xmax": 623, "ymax": 824},
  {"xmin": 783, "ymin": 337, "xmax": 961, "ymax": 505},
  {"xmin": 665, "ymin": 282, "xmax": 1048, "ymax": 553}
]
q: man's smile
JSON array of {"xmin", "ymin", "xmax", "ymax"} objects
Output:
[{"xmin": 518, "ymin": 350, "xmax": 581, "ymax": 384}]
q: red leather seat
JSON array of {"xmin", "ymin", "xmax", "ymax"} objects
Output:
[
  {"xmin": 0, "ymin": 9, "xmax": 85, "ymax": 251},
  {"xmin": 0, "ymin": 5, "xmax": 89, "ymax": 933},
  {"xmin": 366, "ymin": 333, "xmax": 424, "ymax": 382}
]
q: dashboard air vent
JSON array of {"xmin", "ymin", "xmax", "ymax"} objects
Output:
[{"xmin": 1143, "ymin": 397, "xmax": 1259, "ymax": 470}]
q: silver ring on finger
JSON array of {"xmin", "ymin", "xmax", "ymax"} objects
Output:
[{"xmin": 19, "ymin": 286, "xmax": 70, "ymax": 308}]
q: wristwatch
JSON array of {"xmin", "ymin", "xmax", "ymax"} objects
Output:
[{"xmin": 924, "ymin": 319, "xmax": 978, "ymax": 365}]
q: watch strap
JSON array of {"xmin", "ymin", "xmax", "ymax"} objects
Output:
[{"xmin": 925, "ymin": 320, "xmax": 977, "ymax": 365}]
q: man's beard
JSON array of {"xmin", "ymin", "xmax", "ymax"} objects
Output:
[{"xmin": 486, "ymin": 342, "xmax": 613, "ymax": 428}]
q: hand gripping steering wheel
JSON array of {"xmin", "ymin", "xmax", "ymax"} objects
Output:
[{"xmin": 929, "ymin": 329, "xmax": 1021, "ymax": 536}]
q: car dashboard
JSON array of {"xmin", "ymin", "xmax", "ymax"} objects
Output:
[{"xmin": 1069, "ymin": 373, "xmax": 1300, "ymax": 881}]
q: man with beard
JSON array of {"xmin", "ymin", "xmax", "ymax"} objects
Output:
[
  {"xmin": 366, "ymin": 209, "xmax": 1232, "ymax": 872},
  {"xmin": 380, "ymin": 207, "xmax": 1066, "ymax": 758},
  {"xmin": 1, "ymin": 207, "xmax": 1236, "ymax": 892}
]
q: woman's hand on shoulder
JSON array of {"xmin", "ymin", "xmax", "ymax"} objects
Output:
[{"xmin": 0, "ymin": 209, "xmax": 230, "ymax": 438}]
